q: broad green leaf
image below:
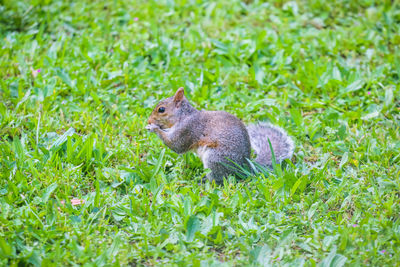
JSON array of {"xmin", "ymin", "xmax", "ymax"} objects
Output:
[
  {"xmin": 50, "ymin": 128, "xmax": 75, "ymax": 151},
  {"xmin": 42, "ymin": 182, "xmax": 58, "ymax": 203},
  {"xmin": 339, "ymin": 152, "xmax": 348, "ymax": 169},
  {"xmin": 151, "ymin": 148, "xmax": 165, "ymax": 179},
  {"xmin": 0, "ymin": 238, "xmax": 12, "ymax": 257},
  {"xmin": 290, "ymin": 108, "xmax": 303, "ymax": 127},
  {"xmin": 385, "ymin": 86, "xmax": 394, "ymax": 107},
  {"xmin": 186, "ymin": 215, "xmax": 200, "ymax": 242},
  {"xmin": 361, "ymin": 111, "xmax": 380, "ymax": 120},
  {"xmin": 290, "ymin": 177, "xmax": 303, "ymax": 196},
  {"xmin": 342, "ymin": 80, "xmax": 364, "ymax": 93},
  {"xmin": 55, "ymin": 68, "xmax": 74, "ymax": 88}
]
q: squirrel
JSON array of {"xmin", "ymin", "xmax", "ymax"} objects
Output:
[{"xmin": 145, "ymin": 87, "xmax": 294, "ymax": 184}]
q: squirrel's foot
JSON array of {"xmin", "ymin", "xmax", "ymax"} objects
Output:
[{"xmin": 197, "ymin": 175, "xmax": 211, "ymax": 186}]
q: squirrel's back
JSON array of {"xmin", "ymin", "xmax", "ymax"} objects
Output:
[
  {"xmin": 180, "ymin": 110, "xmax": 251, "ymax": 183},
  {"xmin": 200, "ymin": 110, "xmax": 250, "ymax": 153}
]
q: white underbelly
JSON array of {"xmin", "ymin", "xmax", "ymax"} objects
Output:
[{"xmin": 196, "ymin": 146, "xmax": 211, "ymax": 168}]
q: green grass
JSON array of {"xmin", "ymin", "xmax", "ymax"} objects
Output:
[{"xmin": 1, "ymin": 0, "xmax": 400, "ymax": 265}]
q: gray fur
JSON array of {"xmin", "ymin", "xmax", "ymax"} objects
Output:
[
  {"xmin": 247, "ymin": 123, "xmax": 294, "ymax": 167},
  {"xmin": 154, "ymin": 109, "xmax": 203, "ymax": 154},
  {"xmin": 198, "ymin": 111, "xmax": 251, "ymax": 184},
  {"xmin": 147, "ymin": 93, "xmax": 294, "ymax": 184}
]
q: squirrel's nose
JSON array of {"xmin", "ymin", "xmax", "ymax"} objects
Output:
[{"xmin": 147, "ymin": 118, "xmax": 152, "ymax": 124}]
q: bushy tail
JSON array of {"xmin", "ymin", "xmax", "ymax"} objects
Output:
[{"xmin": 247, "ymin": 123, "xmax": 294, "ymax": 167}]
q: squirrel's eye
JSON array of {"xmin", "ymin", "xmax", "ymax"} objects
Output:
[{"xmin": 158, "ymin": 107, "xmax": 165, "ymax": 113}]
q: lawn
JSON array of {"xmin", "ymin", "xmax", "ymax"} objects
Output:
[{"xmin": 1, "ymin": 0, "xmax": 400, "ymax": 266}]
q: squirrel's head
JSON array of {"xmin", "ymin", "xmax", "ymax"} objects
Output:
[{"xmin": 147, "ymin": 87, "xmax": 189, "ymax": 129}]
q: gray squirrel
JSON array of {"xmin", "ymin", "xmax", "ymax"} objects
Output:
[{"xmin": 145, "ymin": 87, "xmax": 294, "ymax": 184}]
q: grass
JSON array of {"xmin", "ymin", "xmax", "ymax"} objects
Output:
[{"xmin": 1, "ymin": 0, "xmax": 400, "ymax": 265}]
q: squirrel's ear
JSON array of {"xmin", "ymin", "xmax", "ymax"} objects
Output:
[{"xmin": 173, "ymin": 87, "xmax": 185, "ymax": 104}]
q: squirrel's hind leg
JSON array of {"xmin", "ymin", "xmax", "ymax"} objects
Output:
[
  {"xmin": 203, "ymin": 153, "xmax": 236, "ymax": 185},
  {"xmin": 197, "ymin": 147, "xmax": 243, "ymax": 185},
  {"xmin": 203, "ymin": 161, "xmax": 226, "ymax": 185},
  {"xmin": 196, "ymin": 148, "xmax": 225, "ymax": 185}
]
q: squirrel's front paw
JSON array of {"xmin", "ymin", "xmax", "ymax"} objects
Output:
[{"xmin": 145, "ymin": 123, "xmax": 160, "ymax": 132}]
